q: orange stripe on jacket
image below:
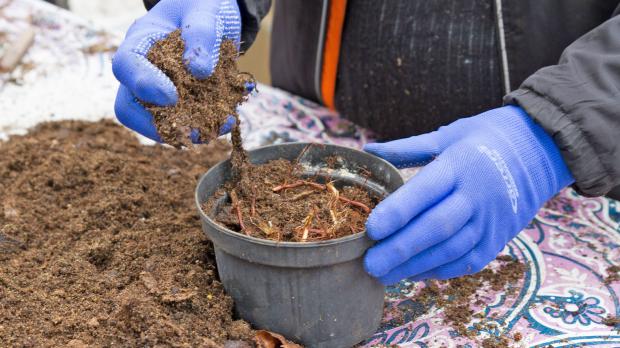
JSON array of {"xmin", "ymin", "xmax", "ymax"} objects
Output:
[{"xmin": 320, "ymin": 0, "xmax": 347, "ymax": 110}]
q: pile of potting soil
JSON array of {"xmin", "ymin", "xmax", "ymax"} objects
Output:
[
  {"xmin": 206, "ymin": 159, "xmax": 377, "ymax": 242},
  {"xmin": 0, "ymin": 120, "xmax": 256, "ymax": 347}
]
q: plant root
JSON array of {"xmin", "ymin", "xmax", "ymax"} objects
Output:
[
  {"xmin": 296, "ymin": 209, "xmax": 316, "ymax": 242},
  {"xmin": 272, "ymin": 180, "xmax": 369, "ymax": 213},
  {"xmin": 338, "ymin": 196, "xmax": 371, "ymax": 213},
  {"xmin": 230, "ymin": 189, "xmax": 246, "ymax": 233},
  {"xmin": 289, "ymin": 190, "xmax": 315, "ymax": 202},
  {"xmin": 272, "ymin": 180, "xmax": 326, "ymax": 192},
  {"xmin": 250, "ymin": 185, "xmax": 257, "ymax": 218}
]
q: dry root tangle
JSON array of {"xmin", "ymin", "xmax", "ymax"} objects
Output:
[{"xmin": 271, "ymin": 179, "xmax": 371, "ymax": 242}]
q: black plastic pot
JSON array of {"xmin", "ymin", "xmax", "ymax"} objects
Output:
[{"xmin": 195, "ymin": 143, "xmax": 404, "ymax": 348}]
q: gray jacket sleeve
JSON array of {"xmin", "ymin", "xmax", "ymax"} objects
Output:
[
  {"xmin": 505, "ymin": 7, "xmax": 620, "ymax": 197},
  {"xmin": 142, "ymin": 0, "xmax": 272, "ymax": 52}
]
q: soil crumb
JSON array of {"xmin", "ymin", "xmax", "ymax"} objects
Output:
[
  {"xmin": 481, "ymin": 336, "xmax": 510, "ymax": 348},
  {"xmin": 604, "ymin": 315, "xmax": 620, "ymax": 327},
  {"xmin": 0, "ymin": 120, "xmax": 256, "ymax": 346},
  {"xmin": 146, "ymin": 30, "xmax": 253, "ymax": 148},
  {"xmin": 605, "ymin": 265, "xmax": 620, "ymax": 284},
  {"xmin": 205, "ymin": 158, "xmax": 377, "ymax": 242}
]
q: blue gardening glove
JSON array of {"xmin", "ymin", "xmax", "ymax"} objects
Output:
[
  {"xmin": 363, "ymin": 106, "xmax": 574, "ymax": 285},
  {"xmin": 112, "ymin": 0, "xmax": 242, "ymax": 142}
]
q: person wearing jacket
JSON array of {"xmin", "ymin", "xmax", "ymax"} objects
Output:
[{"xmin": 113, "ymin": 0, "xmax": 620, "ymax": 285}]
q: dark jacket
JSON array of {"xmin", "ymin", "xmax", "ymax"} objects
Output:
[
  {"xmin": 503, "ymin": 4, "xmax": 620, "ymax": 197},
  {"xmin": 143, "ymin": 0, "xmax": 620, "ymax": 197}
]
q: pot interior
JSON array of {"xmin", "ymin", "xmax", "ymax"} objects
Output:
[
  {"xmin": 196, "ymin": 143, "xmax": 404, "ymax": 247},
  {"xmin": 206, "ymin": 167, "xmax": 389, "ymax": 224}
]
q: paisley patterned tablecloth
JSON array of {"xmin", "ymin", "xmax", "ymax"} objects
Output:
[
  {"xmin": 367, "ymin": 191, "xmax": 620, "ymax": 347},
  {"xmin": 1, "ymin": 1, "xmax": 619, "ymax": 347}
]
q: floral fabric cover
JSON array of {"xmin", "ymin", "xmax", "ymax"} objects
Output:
[{"xmin": 1, "ymin": 1, "xmax": 619, "ymax": 346}]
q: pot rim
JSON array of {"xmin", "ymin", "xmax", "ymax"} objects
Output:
[{"xmin": 195, "ymin": 142, "xmax": 402, "ymax": 249}]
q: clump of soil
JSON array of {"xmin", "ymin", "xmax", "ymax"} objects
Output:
[
  {"xmin": 0, "ymin": 120, "xmax": 256, "ymax": 346},
  {"xmin": 205, "ymin": 158, "xmax": 377, "ymax": 242},
  {"xmin": 605, "ymin": 265, "xmax": 620, "ymax": 284},
  {"xmin": 481, "ymin": 336, "xmax": 511, "ymax": 348},
  {"xmin": 604, "ymin": 315, "xmax": 620, "ymax": 327},
  {"xmin": 146, "ymin": 30, "xmax": 253, "ymax": 148}
]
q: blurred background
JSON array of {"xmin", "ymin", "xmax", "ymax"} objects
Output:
[{"xmin": 48, "ymin": 0, "xmax": 273, "ymax": 84}]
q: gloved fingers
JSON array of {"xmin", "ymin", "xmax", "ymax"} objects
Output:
[
  {"xmin": 181, "ymin": 11, "xmax": 219, "ymax": 79},
  {"xmin": 113, "ymin": 30, "xmax": 178, "ymax": 106},
  {"xmin": 375, "ymin": 224, "xmax": 478, "ymax": 285},
  {"xmin": 364, "ymin": 192, "xmax": 472, "ymax": 278},
  {"xmin": 181, "ymin": 0, "xmax": 241, "ymax": 79},
  {"xmin": 115, "ymin": 85, "xmax": 162, "ymax": 142},
  {"xmin": 364, "ymin": 131, "xmax": 443, "ymax": 168},
  {"xmin": 219, "ymin": 115, "xmax": 236, "ymax": 134},
  {"xmin": 409, "ymin": 248, "xmax": 493, "ymax": 281},
  {"xmin": 244, "ymin": 81, "xmax": 256, "ymax": 94},
  {"xmin": 365, "ymin": 158, "xmax": 455, "ymax": 241},
  {"xmin": 188, "ymin": 116, "xmax": 236, "ymax": 143},
  {"xmin": 189, "ymin": 129, "xmax": 201, "ymax": 143},
  {"xmin": 216, "ymin": 0, "xmax": 242, "ymax": 41}
]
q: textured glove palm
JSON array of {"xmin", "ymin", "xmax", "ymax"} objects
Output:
[
  {"xmin": 364, "ymin": 106, "xmax": 574, "ymax": 285},
  {"xmin": 112, "ymin": 0, "xmax": 241, "ymax": 142}
]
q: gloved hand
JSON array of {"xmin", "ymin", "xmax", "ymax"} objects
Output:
[
  {"xmin": 363, "ymin": 106, "xmax": 574, "ymax": 285},
  {"xmin": 112, "ymin": 0, "xmax": 241, "ymax": 142}
]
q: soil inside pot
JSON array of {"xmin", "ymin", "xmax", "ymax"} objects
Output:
[
  {"xmin": 205, "ymin": 158, "xmax": 379, "ymax": 242},
  {"xmin": 0, "ymin": 120, "xmax": 255, "ymax": 347},
  {"xmin": 146, "ymin": 30, "xmax": 253, "ymax": 149}
]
